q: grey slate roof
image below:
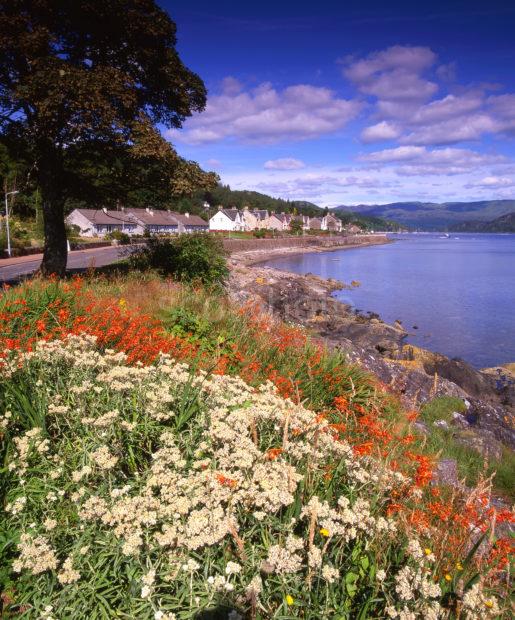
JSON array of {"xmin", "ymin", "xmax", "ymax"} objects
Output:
[
  {"xmin": 124, "ymin": 208, "xmax": 178, "ymax": 226},
  {"xmin": 76, "ymin": 209, "xmax": 136, "ymax": 226},
  {"xmin": 77, "ymin": 208, "xmax": 207, "ymax": 229},
  {"xmin": 221, "ymin": 209, "xmax": 240, "ymax": 221},
  {"xmin": 173, "ymin": 212, "xmax": 208, "ymax": 226}
]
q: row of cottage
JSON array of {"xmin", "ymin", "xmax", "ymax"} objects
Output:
[
  {"xmin": 209, "ymin": 207, "xmax": 343, "ymax": 232},
  {"xmin": 66, "ymin": 206, "xmax": 343, "ymax": 237}
]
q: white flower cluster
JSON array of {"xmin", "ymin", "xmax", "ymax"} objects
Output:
[{"xmin": 1, "ymin": 336, "xmax": 503, "ymax": 618}]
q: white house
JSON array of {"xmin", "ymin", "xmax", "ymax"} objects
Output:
[
  {"xmin": 66, "ymin": 207, "xmax": 208, "ymax": 237},
  {"xmin": 209, "ymin": 208, "xmax": 245, "ymax": 231},
  {"xmin": 322, "ymin": 214, "xmax": 343, "ymax": 232},
  {"xmin": 66, "ymin": 208, "xmax": 141, "ymax": 237},
  {"xmin": 266, "ymin": 213, "xmax": 284, "ymax": 231}
]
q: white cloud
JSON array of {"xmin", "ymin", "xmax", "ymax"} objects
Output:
[
  {"xmin": 487, "ymin": 94, "xmax": 515, "ymax": 135},
  {"xmin": 169, "ymin": 81, "xmax": 361, "ymax": 145},
  {"xmin": 220, "ymin": 76, "xmax": 244, "ymax": 96},
  {"xmin": 400, "ymin": 113, "xmax": 498, "ymax": 145},
  {"xmin": 360, "ymin": 121, "xmax": 401, "ymax": 143},
  {"xmin": 343, "ymin": 45, "xmax": 438, "ymax": 102},
  {"xmin": 205, "ymin": 158, "xmax": 222, "ymax": 169},
  {"xmin": 465, "ymin": 176, "xmax": 515, "ymax": 189},
  {"xmin": 360, "ymin": 146, "xmax": 507, "ymax": 176},
  {"xmin": 254, "ymin": 171, "xmax": 399, "ymax": 199},
  {"xmin": 408, "ymin": 93, "xmax": 484, "ymax": 125},
  {"xmin": 264, "ymin": 158, "xmax": 305, "ymax": 170},
  {"xmin": 343, "ymin": 46, "xmax": 515, "ymax": 146}
]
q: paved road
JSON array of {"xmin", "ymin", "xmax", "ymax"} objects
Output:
[{"xmin": 0, "ymin": 245, "xmax": 134, "ymax": 283}]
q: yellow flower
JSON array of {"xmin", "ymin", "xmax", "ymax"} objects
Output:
[
  {"xmin": 444, "ymin": 573, "xmax": 452, "ymax": 582},
  {"xmin": 285, "ymin": 595, "xmax": 294, "ymax": 606},
  {"xmin": 484, "ymin": 600, "xmax": 493, "ymax": 609},
  {"xmin": 456, "ymin": 562, "xmax": 463, "ymax": 570},
  {"xmin": 118, "ymin": 298, "xmax": 126, "ymax": 308},
  {"xmin": 424, "ymin": 548, "xmax": 432, "ymax": 556},
  {"xmin": 320, "ymin": 528, "xmax": 330, "ymax": 537}
]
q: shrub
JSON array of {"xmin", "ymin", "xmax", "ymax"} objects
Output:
[
  {"xmin": 253, "ymin": 228, "xmax": 266, "ymax": 238},
  {"xmin": 289, "ymin": 219, "xmax": 303, "ymax": 235},
  {"xmin": 106, "ymin": 229, "xmax": 131, "ymax": 245},
  {"xmin": 129, "ymin": 233, "xmax": 228, "ymax": 286}
]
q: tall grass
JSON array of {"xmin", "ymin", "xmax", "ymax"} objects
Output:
[{"xmin": 0, "ymin": 274, "xmax": 512, "ymax": 618}]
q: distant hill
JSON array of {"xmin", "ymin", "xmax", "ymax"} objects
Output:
[
  {"xmin": 202, "ymin": 185, "xmax": 322, "ymax": 217},
  {"xmin": 333, "ymin": 200, "xmax": 515, "ymax": 230},
  {"xmin": 450, "ymin": 212, "xmax": 515, "ymax": 233},
  {"xmin": 197, "ymin": 184, "xmax": 399, "ymax": 230},
  {"xmin": 336, "ymin": 210, "xmax": 404, "ymax": 232}
]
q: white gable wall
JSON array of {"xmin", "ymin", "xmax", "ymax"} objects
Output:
[
  {"xmin": 209, "ymin": 211, "xmax": 242, "ymax": 231},
  {"xmin": 66, "ymin": 210, "xmax": 97, "ymax": 237}
]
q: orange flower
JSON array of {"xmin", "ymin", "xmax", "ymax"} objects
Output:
[
  {"xmin": 265, "ymin": 448, "xmax": 283, "ymax": 461},
  {"xmin": 334, "ymin": 395, "xmax": 349, "ymax": 412},
  {"xmin": 215, "ymin": 474, "xmax": 237, "ymax": 488},
  {"xmin": 353, "ymin": 441, "xmax": 373, "ymax": 456}
]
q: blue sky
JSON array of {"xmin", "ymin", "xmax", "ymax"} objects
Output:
[{"xmin": 160, "ymin": 0, "xmax": 515, "ymax": 206}]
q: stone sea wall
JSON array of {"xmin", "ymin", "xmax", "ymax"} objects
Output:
[{"xmin": 222, "ymin": 234, "xmax": 388, "ymax": 254}]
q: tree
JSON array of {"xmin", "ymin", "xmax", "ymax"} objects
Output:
[
  {"xmin": 0, "ymin": 0, "xmax": 207, "ymax": 275},
  {"xmin": 289, "ymin": 218, "xmax": 303, "ymax": 235}
]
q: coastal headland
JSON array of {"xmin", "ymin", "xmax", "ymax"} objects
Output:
[{"xmin": 228, "ymin": 235, "xmax": 515, "ymax": 470}]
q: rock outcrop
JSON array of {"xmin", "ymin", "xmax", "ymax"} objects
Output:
[{"xmin": 229, "ymin": 260, "xmax": 515, "ymax": 455}]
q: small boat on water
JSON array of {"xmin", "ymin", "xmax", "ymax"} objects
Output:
[{"xmin": 439, "ymin": 233, "xmax": 450, "ymax": 238}]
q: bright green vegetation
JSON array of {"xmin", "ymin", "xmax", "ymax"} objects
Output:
[
  {"xmin": 420, "ymin": 397, "xmax": 515, "ymax": 501},
  {"xmin": 420, "ymin": 396, "xmax": 467, "ymax": 424},
  {"xmin": 128, "ymin": 234, "xmax": 229, "ymax": 287}
]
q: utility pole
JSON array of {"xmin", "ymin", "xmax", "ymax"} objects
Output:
[{"xmin": 4, "ymin": 190, "xmax": 19, "ymax": 257}]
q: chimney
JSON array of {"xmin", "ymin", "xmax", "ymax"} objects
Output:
[
  {"xmin": 102, "ymin": 207, "xmax": 107, "ymax": 214},
  {"xmin": 184, "ymin": 212, "xmax": 190, "ymax": 218}
]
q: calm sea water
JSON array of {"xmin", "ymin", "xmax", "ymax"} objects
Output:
[{"xmin": 264, "ymin": 233, "xmax": 515, "ymax": 369}]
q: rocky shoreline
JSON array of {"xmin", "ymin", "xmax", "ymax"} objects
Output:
[{"xmin": 228, "ymin": 244, "xmax": 515, "ymax": 467}]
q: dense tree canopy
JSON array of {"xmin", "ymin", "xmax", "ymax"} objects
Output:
[{"xmin": 0, "ymin": 0, "xmax": 211, "ymax": 274}]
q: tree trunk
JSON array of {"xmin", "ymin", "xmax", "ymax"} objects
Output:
[{"xmin": 38, "ymin": 143, "xmax": 68, "ymax": 277}]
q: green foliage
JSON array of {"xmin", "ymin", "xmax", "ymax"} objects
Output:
[
  {"xmin": 420, "ymin": 396, "xmax": 467, "ymax": 424},
  {"xmin": 130, "ymin": 234, "xmax": 228, "ymax": 286},
  {"xmin": 0, "ymin": 0, "xmax": 210, "ymax": 274},
  {"xmin": 420, "ymin": 397, "xmax": 515, "ymax": 501},
  {"xmin": 337, "ymin": 210, "xmax": 403, "ymax": 232},
  {"xmin": 106, "ymin": 229, "xmax": 131, "ymax": 245},
  {"xmin": 289, "ymin": 218, "xmax": 303, "ymax": 235},
  {"xmin": 253, "ymin": 228, "xmax": 267, "ymax": 238},
  {"xmin": 0, "ymin": 216, "xmax": 32, "ymax": 254},
  {"xmin": 202, "ymin": 184, "xmax": 322, "ymax": 217}
]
